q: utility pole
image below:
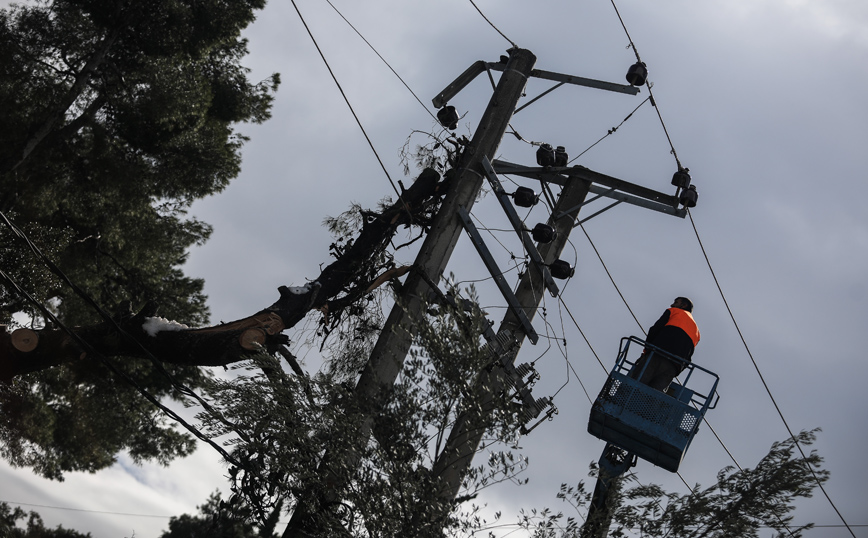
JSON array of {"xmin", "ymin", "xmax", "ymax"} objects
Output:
[
  {"xmin": 282, "ymin": 48, "xmax": 537, "ymax": 537},
  {"xmin": 429, "ymin": 171, "xmax": 590, "ymax": 505},
  {"xmin": 284, "ymin": 46, "xmax": 687, "ymax": 536}
]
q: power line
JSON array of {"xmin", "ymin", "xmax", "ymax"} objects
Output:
[
  {"xmin": 608, "ymin": 0, "xmax": 683, "ymax": 170},
  {"xmin": 289, "ymin": 0, "xmax": 407, "ymax": 206},
  {"xmin": 324, "ymin": 0, "xmax": 438, "ymax": 122},
  {"xmin": 686, "ymin": 209, "xmax": 856, "ymax": 538},
  {"xmin": 0, "ymin": 265, "xmax": 243, "ymax": 470},
  {"xmin": 562, "ymin": 210, "xmax": 800, "ymax": 537},
  {"xmin": 1, "ymin": 500, "xmax": 172, "ymax": 519},
  {"xmin": 468, "ymin": 0, "xmax": 517, "ymax": 48},
  {"xmin": 569, "ymin": 96, "xmax": 651, "ymax": 164},
  {"xmin": 572, "ymin": 226, "xmax": 646, "ymax": 336},
  {"xmin": 0, "ymin": 210, "xmax": 259, "ymax": 472}
]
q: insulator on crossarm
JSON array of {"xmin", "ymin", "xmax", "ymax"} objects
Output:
[
  {"xmin": 554, "ymin": 146, "xmax": 569, "ymax": 167},
  {"xmin": 671, "ymin": 167, "xmax": 691, "ymax": 188},
  {"xmin": 626, "ymin": 61, "xmax": 648, "ymax": 86},
  {"xmin": 680, "ymin": 185, "xmax": 698, "ymax": 208},
  {"xmin": 549, "ymin": 259, "xmax": 575, "ymax": 280},
  {"xmin": 536, "ymin": 143, "xmax": 556, "ymax": 167},
  {"xmin": 512, "ymin": 186, "xmax": 540, "ymax": 208},
  {"xmin": 515, "ymin": 363, "xmax": 533, "ymax": 379},
  {"xmin": 531, "ymin": 223, "xmax": 557, "ymax": 244},
  {"xmin": 437, "ymin": 105, "xmax": 459, "ymax": 130}
]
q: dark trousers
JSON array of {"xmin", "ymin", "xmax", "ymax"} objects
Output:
[{"xmin": 630, "ymin": 352, "xmax": 684, "ymax": 392}]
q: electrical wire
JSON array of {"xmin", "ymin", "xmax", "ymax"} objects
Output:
[
  {"xmin": 0, "ymin": 210, "xmax": 251, "ymax": 450},
  {"xmin": 573, "ymin": 226, "xmax": 645, "ymax": 335},
  {"xmin": 609, "ymin": 0, "xmax": 683, "ymax": 170},
  {"xmin": 568, "ymin": 96, "xmax": 651, "ymax": 164},
  {"xmin": 565, "ymin": 211, "xmax": 801, "ymax": 537},
  {"xmin": 0, "ymin": 500, "xmax": 172, "ymax": 519},
  {"xmin": 556, "ymin": 296, "xmax": 607, "ymax": 373},
  {"xmin": 469, "ymin": 209, "xmax": 524, "ymax": 262},
  {"xmin": 324, "ymin": 0, "xmax": 438, "ymax": 122},
  {"xmin": 0, "ymin": 266, "xmax": 243, "ymax": 469},
  {"xmin": 468, "ymin": 0, "xmax": 517, "ymax": 49},
  {"xmin": 552, "ymin": 298, "xmax": 593, "ymax": 404},
  {"xmin": 687, "ymin": 209, "xmax": 856, "ymax": 538},
  {"xmin": 289, "ymin": 0, "xmax": 407, "ymax": 207}
]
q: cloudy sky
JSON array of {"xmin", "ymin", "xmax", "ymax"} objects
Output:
[{"xmin": 3, "ymin": 0, "xmax": 868, "ymax": 536}]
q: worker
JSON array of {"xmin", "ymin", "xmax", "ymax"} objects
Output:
[{"xmin": 632, "ymin": 297, "xmax": 700, "ymax": 392}]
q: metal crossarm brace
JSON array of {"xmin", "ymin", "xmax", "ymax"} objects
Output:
[
  {"xmin": 486, "ymin": 62, "xmax": 640, "ymax": 96},
  {"xmin": 457, "ymin": 206, "xmax": 539, "ymax": 344},
  {"xmin": 481, "ymin": 156, "xmax": 559, "ymax": 297},
  {"xmin": 432, "ymin": 58, "xmax": 638, "ymax": 109},
  {"xmin": 492, "ymin": 160, "xmax": 686, "ymax": 218},
  {"xmin": 430, "ymin": 174, "xmax": 590, "ymax": 511}
]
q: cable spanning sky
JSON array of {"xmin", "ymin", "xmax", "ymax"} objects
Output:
[{"xmin": 2, "ymin": 0, "xmax": 867, "ymax": 536}]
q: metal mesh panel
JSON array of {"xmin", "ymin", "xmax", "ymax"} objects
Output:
[
  {"xmin": 588, "ymin": 336, "xmax": 718, "ymax": 472},
  {"xmin": 592, "ymin": 373, "xmax": 701, "ymax": 457}
]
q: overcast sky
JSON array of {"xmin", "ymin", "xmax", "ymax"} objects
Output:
[{"xmin": 2, "ymin": 0, "xmax": 868, "ymax": 536}]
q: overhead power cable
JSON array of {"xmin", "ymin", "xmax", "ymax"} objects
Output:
[
  {"xmin": 609, "ymin": 0, "xmax": 683, "ymax": 171},
  {"xmin": 687, "ymin": 209, "xmax": 855, "ymax": 537},
  {"xmin": 572, "ymin": 227, "xmax": 645, "ymax": 335},
  {"xmin": 0, "ymin": 265, "xmax": 243, "ymax": 469},
  {"xmin": 289, "ymin": 0, "xmax": 407, "ymax": 207},
  {"xmin": 0, "ymin": 209, "xmax": 266, "ymax": 474},
  {"xmin": 569, "ymin": 96, "xmax": 651, "ymax": 164},
  {"xmin": 1, "ymin": 500, "xmax": 172, "ymax": 519},
  {"xmin": 324, "ymin": 0, "xmax": 438, "ymax": 122},
  {"xmin": 565, "ymin": 206, "xmax": 798, "ymax": 536},
  {"xmin": 468, "ymin": 0, "xmax": 517, "ymax": 48}
]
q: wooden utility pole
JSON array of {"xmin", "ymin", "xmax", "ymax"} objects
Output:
[
  {"xmin": 282, "ymin": 48, "xmax": 537, "ymax": 537},
  {"xmin": 430, "ymin": 169, "xmax": 590, "ymax": 505}
]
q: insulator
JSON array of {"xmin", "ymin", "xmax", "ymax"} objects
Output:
[
  {"xmin": 671, "ymin": 168, "xmax": 691, "ymax": 189},
  {"xmin": 680, "ymin": 185, "xmax": 698, "ymax": 208},
  {"xmin": 549, "ymin": 259, "xmax": 575, "ymax": 280},
  {"xmin": 521, "ymin": 396, "xmax": 552, "ymax": 422},
  {"xmin": 531, "ymin": 223, "xmax": 557, "ymax": 244},
  {"xmin": 513, "ymin": 186, "xmax": 540, "ymax": 208},
  {"xmin": 626, "ymin": 61, "xmax": 648, "ymax": 86},
  {"xmin": 536, "ymin": 143, "xmax": 556, "ymax": 167},
  {"xmin": 554, "ymin": 146, "xmax": 569, "ymax": 167},
  {"xmin": 515, "ymin": 363, "xmax": 533, "ymax": 379},
  {"xmin": 437, "ymin": 105, "xmax": 459, "ymax": 130}
]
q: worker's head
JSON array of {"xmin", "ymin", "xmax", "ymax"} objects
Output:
[{"xmin": 672, "ymin": 297, "xmax": 693, "ymax": 312}]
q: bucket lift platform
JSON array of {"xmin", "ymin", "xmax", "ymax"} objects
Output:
[{"xmin": 588, "ymin": 336, "xmax": 720, "ymax": 472}]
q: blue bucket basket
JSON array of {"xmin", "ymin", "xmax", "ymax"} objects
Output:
[{"xmin": 588, "ymin": 336, "xmax": 720, "ymax": 472}]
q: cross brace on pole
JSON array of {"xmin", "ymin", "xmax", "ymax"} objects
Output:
[
  {"xmin": 480, "ymin": 156, "xmax": 559, "ymax": 297},
  {"xmin": 428, "ymin": 174, "xmax": 591, "ymax": 513},
  {"xmin": 456, "ymin": 205, "xmax": 539, "ymax": 344}
]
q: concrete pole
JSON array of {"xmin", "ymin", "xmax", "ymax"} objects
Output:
[
  {"xmin": 430, "ymin": 174, "xmax": 591, "ymax": 504},
  {"xmin": 283, "ymin": 48, "xmax": 537, "ymax": 537}
]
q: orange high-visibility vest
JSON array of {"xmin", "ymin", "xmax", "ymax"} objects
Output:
[{"xmin": 666, "ymin": 308, "xmax": 700, "ymax": 347}]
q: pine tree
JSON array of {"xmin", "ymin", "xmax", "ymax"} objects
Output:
[{"xmin": 0, "ymin": 0, "xmax": 278, "ymax": 479}]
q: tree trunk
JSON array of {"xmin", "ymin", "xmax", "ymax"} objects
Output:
[{"xmin": 0, "ymin": 169, "xmax": 448, "ymax": 382}]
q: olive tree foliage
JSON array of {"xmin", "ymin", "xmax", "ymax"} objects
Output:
[
  {"xmin": 194, "ymin": 280, "xmax": 529, "ymax": 537},
  {"xmin": 0, "ymin": 0, "xmax": 278, "ymax": 479},
  {"xmin": 510, "ymin": 429, "xmax": 827, "ymax": 538}
]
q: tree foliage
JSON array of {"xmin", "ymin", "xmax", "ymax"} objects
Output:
[
  {"xmin": 0, "ymin": 0, "xmax": 278, "ymax": 479},
  {"xmin": 160, "ymin": 491, "xmax": 280, "ymax": 538},
  {"xmin": 513, "ymin": 430, "xmax": 827, "ymax": 538},
  {"xmin": 0, "ymin": 8, "xmax": 833, "ymax": 535},
  {"xmin": 191, "ymin": 283, "xmax": 529, "ymax": 537},
  {"xmin": 0, "ymin": 501, "xmax": 91, "ymax": 538}
]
